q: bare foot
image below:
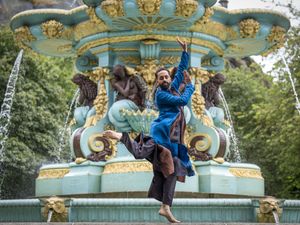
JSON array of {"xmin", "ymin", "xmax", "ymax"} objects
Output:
[
  {"xmin": 103, "ymin": 130, "xmax": 122, "ymax": 141},
  {"xmin": 158, "ymin": 204, "xmax": 181, "ymax": 223}
]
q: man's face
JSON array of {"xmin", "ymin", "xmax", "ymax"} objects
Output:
[{"xmin": 157, "ymin": 70, "xmax": 171, "ymax": 89}]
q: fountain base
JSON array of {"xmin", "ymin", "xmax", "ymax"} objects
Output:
[{"xmin": 35, "ymin": 159, "xmax": 264, "ymax": 197}]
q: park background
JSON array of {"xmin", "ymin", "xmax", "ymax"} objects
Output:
[{"xmin": 0, "ymin": 0, "xmax": 299, "ymax": 199}]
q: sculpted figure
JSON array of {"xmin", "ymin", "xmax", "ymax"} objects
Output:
[
  {"xmin": 201, "ymin": 73, "xmax": 226, "ymax": 128},
  {"xmin": 137, "ymin": 0, "xmax": 161, "ymax": 15},
  {"xmin": 176, "ymin": 0, "xmax": 198, "ymax": 17},
  {"xmin": 72, "ymin": 74, "xmax": 98, "ymax": 127},
  {"xmin": 108, "ymin": 65, "xmax": 147, "ymax": 132},
  {"xmin": 101, "ymin": 0, "xmax": 124, "ymax": 17},
  {"xmin": 42, "ymin": 197, "xmax": 68, "ymax": 222}
]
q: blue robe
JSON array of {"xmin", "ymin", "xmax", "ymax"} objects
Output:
[{"xmin": 150, "ymin": 51, "xmax": 195, "ymax": 176}]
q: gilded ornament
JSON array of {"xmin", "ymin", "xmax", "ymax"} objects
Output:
[
  {"xmin": 136, "ymin": 60, "xmax": 159, "ymax": 92},
  {"xmin": 41, "ymin": 20, "xmax": 64, "ymax": 39},
  {"xmin": 101, "ymin": 0, "xmax": 124, "ymax": 17},
  {"xmin": 75, "ymin": 157, "xmax": 87, "ymax": 164},
  {"xmin": 189, "ymin": 69, "xmax": 214, "ymax": 127},
  {"xmin": 257, "ymin": 197, "xmax": 282, "ymax": 223},
  {"xmin": 86, "ymin": 7, "xmax": 108, "ymax": 28},
  {"xmin": 91, "ymin": 68, "xmax": 110, "ymax": 125},
  {"xmin": 187, "ymin": 133, "xmax": 212, "ymax": 152},
  {"xmin": 57, "ymin": 44, "xmax": 73, "ymax": 53},
  {"xmin": 42, "ymin": 197, "xmax": 68, "ymax": 222},
  {"xmin": 189, "ymin": 67, "xmax": 214, "ymax": 84},
  {"xmin": 267, "ymin": 26, "xmax": 286, "ymax": 50},
  {"xmin": 137, "ymin": 0, "xmax": 162, "ymax": 15},
  {"xmin": 176, "ymin": 0, "xmax": 198, "ymax": 17},
  {"xmin": 190, "ymin": 20, "xmax": 238, "ymax": 41},
  {"xmin": 104, "ymin": 123, "xmax": 115, "ymax": 131},
  {"xmin": 119, "ymin": 56, "xmax": 141, "ymax": 65},
  {"xmin": 14, "ymin": 26, "xmax": 36, "ymax": 48},
  {"xmin": 239, "ymin": 19, "xmax": 260, "ymax": 38},
  {"xmin": 88, "ymin": 133, "xmax": 116, "ymax": 160},
  {"xmin": 159, "ymin": 56, "xmax": 181, "ymax": 65},
  {"xmin": 195, "ymin": 7, "xmax": 214, "ymax": 25},
  {"xmin": 103, "ymin": 161, "xmax": 153, "ymax": 174},
  {"xmin": 229, "ymin": 168, "xmax": 263, "ymax": 179},
  {"xmin": 133, "ymin": 23, "xmax": 166, "ymax": 31},
  {"xmin": 76, "ymin": 34, "xmax": 223, "ymax": 57},
  {"xmin": 37, "ymin": 168, "xmax": 70, "ymax": 179}
]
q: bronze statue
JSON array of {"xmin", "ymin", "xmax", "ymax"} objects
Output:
[
  {"xmin": 71, "ymin": 74, "xmax": 98, "ymax": 127},
  {"xmin": 72, "ymin": 73, "xmax": 98, "ymax": 108},
  {"xmin": 201, "ymin": 73, "xmax": 226, "ymax": 109},
  {"xmin": 111, "ymin": 64, "xmax": 147, "ymax": 109}
]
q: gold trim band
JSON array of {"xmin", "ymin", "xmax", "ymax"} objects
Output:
[
  {"xmin": 229, "ymin": 168, "xmax": 263, "ymax": 179},
  {"xmin": 103, "ymin": 161, "xmax": 153, "ymax": 174},
  {"xmin": 37, "ymin": 168, "xmax": 70, "ymax": 179},
  {"xmin": 77, "ymin": 35, "xmax": 224, "ymax": 56}
]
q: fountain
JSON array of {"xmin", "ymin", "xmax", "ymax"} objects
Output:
[
  {"xmin": 0, "ymin": 49, "xmax": 23, "ymax": 197},
  {"xmin": 0, "ymin": 0, "xmax": 300, "ymax": 223}
]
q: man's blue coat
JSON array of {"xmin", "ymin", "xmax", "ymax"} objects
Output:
[{"xmin": 150, "ymin": 51, "xmax": 195, "ymax": 176}]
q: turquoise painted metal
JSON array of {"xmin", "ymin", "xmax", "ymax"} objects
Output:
[
  {"xmin": 0, "ymin": 198, "xmax": 300, "ymax": 223},
  {"xmin": 10, "ymin": 0, "xmax": 290, "ymax": 198},
  {"xmin": 3, "ymin": 0, "xmax": 299, "ymax": 223}
]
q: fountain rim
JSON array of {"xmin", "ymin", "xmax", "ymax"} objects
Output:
[{"xmin": 10, "ymin": 5, "xmax": 290, "ymax": 31}]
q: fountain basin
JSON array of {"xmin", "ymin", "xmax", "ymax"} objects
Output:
[{"xmin": 0, "ymin": 198, "xmax": 300, "ymax": 223}]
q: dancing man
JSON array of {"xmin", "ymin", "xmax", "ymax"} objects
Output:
[{"xmin": 104, "ymin": 37, "xmax": 195, "ymax": 223}]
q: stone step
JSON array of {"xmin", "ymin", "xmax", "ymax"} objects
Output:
[{"xmin": 0, "ymin": 224, "xmax": 298, "ymax": 225}]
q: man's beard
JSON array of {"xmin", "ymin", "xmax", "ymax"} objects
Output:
[{"xmin": 160, "ymin": 81, "xmax": 170, "ymax": 89}]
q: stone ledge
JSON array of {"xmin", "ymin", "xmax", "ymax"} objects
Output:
[{"xmin": 0, "ymin": 224, "xmax": 299, "ymax": 225}]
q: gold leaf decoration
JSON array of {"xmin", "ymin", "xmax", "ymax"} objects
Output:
[
  {"xmin": 137, "ymin": 0, "xmax": 162, "ymax": 15},
  {"xmin": 175, "ymin": 0, "xmax": 198, "ymax": 17},
  {"xmin": 239, "ymin": 18, "xmax": 260, "ymax": 38},
  {"xmin": 119, "ymin": 56, "xmax": 141, "ymax": 65},
  {"xmin": 160, "ymin": 56, "xmax": 181, "ymax": 65},
  {"xmin": 41, "ymin": 20, "xmax": 64, "ymax": 39},
  {"xmin": 101, "ymin": 0, "xmax": 124, "ymax": 17}
]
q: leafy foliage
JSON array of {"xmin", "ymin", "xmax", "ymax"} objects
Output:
[
  {"xmin": 222, "ymin": 25, "xmax": 300, "ymax": 199},
  {"xmin": 0, "ymin": 26, "xmax": 75, "ymax": 198}
]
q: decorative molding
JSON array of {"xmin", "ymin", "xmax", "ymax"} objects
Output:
[
  {"xmin": 91, "ymin": 67, "xmax": 110, "ymax": 124},
  {"xmin": 159, "ymin": 56, "xmax": 181, "ymax": 65},
  {"xmin": 229, "ymin": 168, "xmax": 263, "ymax": 179},
  {"xmin": 119, "ymin": 56, "xmax": 141, "ymax": 65},
  {"xmin": 41, "ymin": 20, "xmax": 64, "ymax": 39},
  {"xmin": 175, "ymin": 0, "xmax": 198, "ymax": 17},
  {"xmin": 57, "ymin": 44, "xmax": 73, "ymax": 53},
  {"xmin": 137, "ymin": 0, "xmax": 162, "ymax": 15},
  {"xmin": 77, "ymin": 35, "xmax": 223, "ymax": 56},
  {"xmin": 132, "ymin": 23, "xmax": 166, "ymax": 31},
  {"xmin": 14, "ymin": 26, "xmax": 36, "ymax": 49},
  {"xmin": 239, "ymin": 19, "xmax": 260, "ymax": 38},
  {"xmin": 37, "ymin": 168, "xmax": 70, "ymax": 179},
  {"xmin": 103, "ymin": 161, "xmax": 153, "ymax": 174}
]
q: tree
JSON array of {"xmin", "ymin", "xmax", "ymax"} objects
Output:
[
  {"xmin": 0, "ymin": 26, "xmax": 75, "ymax": 198},
  {"xmin": 222, "ymin": 23, "xmax": 300, "ymax": 199}
]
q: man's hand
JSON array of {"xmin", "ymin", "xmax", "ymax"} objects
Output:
[
  {"xmin": 183, "ymin": 70, "xmax": 192, "ymax": 84},
  {"xmin": 177, "ymin": 37, "xmax": 187, "ymax": 52}
]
